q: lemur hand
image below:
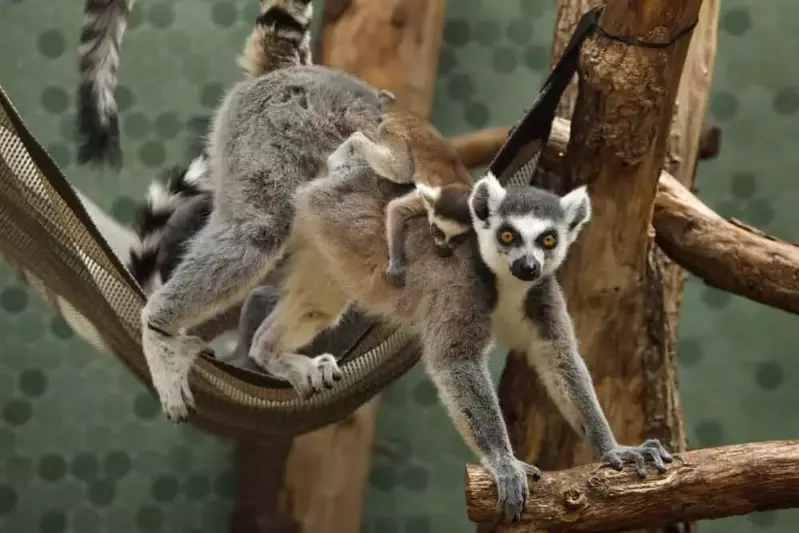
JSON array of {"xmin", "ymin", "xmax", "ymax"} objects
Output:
[
  {"xmin": 601, "ymin": 438, "xmax": 673, "ymax": 478},
  {"xmin": 385, "ymin": 258, "xmax": 407, "ymax": 287},
  {"xmin": 484, "ymin": 456, "xmax": 542, "ymax": 523}
]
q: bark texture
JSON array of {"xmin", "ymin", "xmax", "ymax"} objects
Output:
[
  {"xmin": 465, "ymin": 441, "xmax": 799, "ymax": 532},
  {"xmin": 231, "ymin": 1, "xmax": 445, "ymax": 531},
  {"xmin": 492, "ymin": 2, "xmax": 706, "ymax": 533}
]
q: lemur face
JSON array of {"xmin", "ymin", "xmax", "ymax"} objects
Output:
[
  {"xmin": 417, "ymin": 183, "xmax": 474, "ymax": 258},
  {"xmin": 468, "ymin": 173, "xmax": 592, "ymax": 282},
  {"xmin": 428, "ymin": 215, "xmax": 471, "ymax": 257}
]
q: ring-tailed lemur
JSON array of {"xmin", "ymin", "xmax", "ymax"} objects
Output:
[
  {"xmin": 76, "ymin": 0, "xmax": 314, "ymax": 168},
  {"xmin": 128, "ymin": 0, "xmax": 670, "ymax": 521},
  {"xmin": 231, "ymin": 162, "xmax": 672, "ymax": 521},
  {"xmin": 328, "ymin": 110, "xmax": 474, "ymax": 287}
]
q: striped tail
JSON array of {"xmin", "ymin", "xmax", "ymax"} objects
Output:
[
  {"xmin": 76, "ymin": 0, "xmax": 134, "ymax": 169},
  {"xmin": 238, "ymin": 0, "xmax": 315, "ymax": 77},
  {"xmin": 127, "ymin": 155, "xmax": 213, "ymax": 295}
]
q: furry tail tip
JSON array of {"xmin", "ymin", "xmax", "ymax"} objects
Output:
[{"xmin": 76, "ymin": 0, "xmax": 133, "ymax": 170}]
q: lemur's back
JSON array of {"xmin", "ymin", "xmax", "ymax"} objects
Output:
[
  {"xmin": 206, "ymin": 65, "xmax": 386, "ymax": 234},
  {"xmin": 294, "ymin": 163, "xmax": 495, "ymax": 331},
  {"xmin": 380, "ymin": 110, "xmax": 473, "ymax": 189}
]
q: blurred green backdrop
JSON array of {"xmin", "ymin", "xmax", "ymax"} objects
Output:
[{"xmin": 1, "ymin": 0, "xmax": 798, "ymax": 531}]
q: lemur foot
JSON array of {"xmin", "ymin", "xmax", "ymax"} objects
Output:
[
  {"xmin": 142, "ymin": 326, "xmax": 212, "ymax": 423},
  {"xmin": 385, "ymin": 259, "xmax": 407, "ymax": 287},
  {"xmin": 486, "ymin": 457, "xmax": 542, "ymax": 523},
  {"xmin": 601, "ymin": 439, "xmax": 673, "ymax": 478},
  {"xmin": 297, "ymin": 353, "xmax": 343, "ymax": 399},
  {"xmin": 252, "ymin": 351, "xmax": 343, "ymax": 399}
]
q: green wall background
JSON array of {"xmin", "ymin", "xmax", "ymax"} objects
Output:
[{"xmin": 1, "ymin": 0, "xmax": 798, "ymax": 531}]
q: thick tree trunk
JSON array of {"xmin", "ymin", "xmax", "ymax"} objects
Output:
[
  {"xmin": 229, "ymin": 1, "xmax": 445, "ymax": 532},
  {"xmin": 492, "ymin": 1, "xmax": 709, "ymax": 533}
]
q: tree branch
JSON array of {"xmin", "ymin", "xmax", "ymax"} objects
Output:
[
  {"xmin": 465, "ymin": 441, "xmax": 799, "ymax": 532},
  {"xmin": 654, "ymin": 173, "xmax": 799, "ymax": 314},
  {"xmin": 447, "ymin": 117, "xmax": 799, "ymax": 315}
]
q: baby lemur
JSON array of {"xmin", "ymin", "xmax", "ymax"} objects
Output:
[
  {"xmin": 129, "ymin": 0, "xmax": 671, "ymax": 522},
  {"xmin": 327, "ymin": 111, "xmax": 474, "ymax": 286}
]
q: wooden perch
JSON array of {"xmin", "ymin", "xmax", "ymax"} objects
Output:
[
  {"xmin": 655, "ymin": 174, "xmax": 799, "ymax": 314},
  {"xmin": 448, "ymin": 115, "xmax": 799, "ymax": 316},
  {"xmin": 465, "ymin": 441, "xmax": 799, "ymax": 532}
]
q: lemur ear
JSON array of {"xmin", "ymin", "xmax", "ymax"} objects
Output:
[
  {"xmin": 416, "ymin": 183, "xmax": 441, "ymax": 206},
  {"xmin": 560, "ymin": 185, "xmax": 592, "ymax": 242},
  {"xmin": 469, "ymin": 172, "xmax": 506, "ymax": 221}
]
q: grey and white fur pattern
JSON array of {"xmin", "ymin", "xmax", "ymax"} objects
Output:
[
  {"xmin": 135, "ymin": 0, "xmax": 671, "ymax": 521},
  {"xmin": 77, "ymin": 0, "xmax": 134, "ymax": 168},
  {"xmin": 139, "ymin": 64, "xmax": 389, "ymax": 420},
  {"xmin": 232, "ymin": 163, "xmax": 673, "ymax": 521},
  {"xmin": 127, "ymin": 156, "xmax": 212, "ymax": 295},
  {"xmin": 124, "ymin": 0, "xmax": 318, "ymax": 294},
  {"xmin": 76, "ymin": 0, "xmax": 315, "ymax": 168}
]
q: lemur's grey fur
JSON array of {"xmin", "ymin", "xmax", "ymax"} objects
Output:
[
  {"xmin": 237, "ymin": 165, "xmax": 672, "ymax": 522},
  {"xmin": 140, "ymin": 66, "xmax": 389, "ymax": 416},
  {"xmin": 133, "ymin": 0, "xmax": 671, "ymax": 522}
]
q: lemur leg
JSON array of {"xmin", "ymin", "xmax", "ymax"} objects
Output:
[
  {"xmin": 329, "ymin": 130, "xmax": 414, "ymax": 183},
  {"xmin": 226, "ymin": 285, "xmax": 280, "ymax": 368},
  {"xmin": 141, "ymin": 216, "xmax": 281, "ymax": 422},
  {"xmin": 421, "ymin": 314, "xmax": 540, "ymax": 523},
  {"xmin": 247, "ymin": 243, "xmax": 348, "ymax": 398},
  {"xmin": 525, "ymin": 279, "xmax": 673, "ymax": 477},
  {"xmin": 384, "ymin": 191, "xmax": 427, "ymax": 287}
]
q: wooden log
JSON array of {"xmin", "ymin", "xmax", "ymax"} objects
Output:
[
  {"xmin": 465, "ymin": 441, "xmax": 799, "ymax": 532},
  {"xmin": 654, "ymin": 173, "xmax": 799, "ymax": 314},
  {"xmin": 230, "ymin": 1, "xmax": 446, "ymax": 532},
  {"xmin": 489, "ymin": 2, "xmax": 705, "ymax": 533}
]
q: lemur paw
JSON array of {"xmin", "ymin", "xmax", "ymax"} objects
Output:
[
  {"xmin": 142, "ymin": 327, "xmax": 212, "ymax": 423},
  {"xmin": 377, "ymin": 89, "xmax": 396, "ymax": 110},
  {"xmin": 601, "ymin": 439, "xmax": 673, "ymax": 478},
  {"xmin": 298, "ymin": 353, "xmax": 343, "ymax": 399},
  {"xmin": 385, "ymin": 259, "xmax": 407, "ymax": 287},
  {"xmin": 487, "ymin": 457, "xmax": 542, "ymax": 523}
]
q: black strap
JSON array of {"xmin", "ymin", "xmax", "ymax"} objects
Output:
[
  {"xmin": 488, "ymin": 6, "xmax": 602, "ymax": 182},
  {"xmin": 487, "ymin": 6, "xmax": 698, "ymax": 184}
]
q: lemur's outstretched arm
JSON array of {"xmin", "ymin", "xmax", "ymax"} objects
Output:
[
  {"xmin": 423, "ymin": 316, "xmax": 540, "ymax": 523},
  {"xmin": 384, "ymin": 192, "xmax": 427, "ymax": 286},
  {"xmin": 524, "ymin": 277, "xmax": 672, "ymax": 476}
]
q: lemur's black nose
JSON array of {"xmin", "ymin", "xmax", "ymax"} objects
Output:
[{"xmin": 510, "ymin": 257, "xmax": 540, "ymax": 281}]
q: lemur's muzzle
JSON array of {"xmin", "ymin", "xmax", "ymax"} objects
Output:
[{"xmin": 510, "ymin": 256, "xmax": 541, "ymax": 281}]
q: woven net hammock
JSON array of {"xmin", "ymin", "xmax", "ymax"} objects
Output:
[{"xmin": 0, "ymin": 84, "xmax": 425, "ymax": 441}]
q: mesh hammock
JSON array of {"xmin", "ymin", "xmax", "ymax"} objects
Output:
[{"xmin": 0, "ymin": 7, "xmax": 596, "ymax": 441}]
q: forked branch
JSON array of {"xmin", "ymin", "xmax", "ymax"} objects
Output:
[
  {"xmin": 465, "ymin": 441, "xmax": 799, "ymax": 532},
  {"xmin": 447, "ymin": 119, "xmax": 799, "ymax": 315}
]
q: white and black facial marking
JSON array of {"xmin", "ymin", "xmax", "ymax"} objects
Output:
[
  {"xmin": 470, "ymin": 174, "xmax": 592, "ymax": 282},
  {"xmin": 416, "ymin": 183, "xmax": 470, "ymax": 257}
]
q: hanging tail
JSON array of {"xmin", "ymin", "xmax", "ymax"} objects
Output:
[
  {"xmin": 238, "ymin": 0, "xmax": 315, "ymax": 77},
  {"xmin": 127, "ymin": 155, "xmax": 213, "ymax": 295},
  {"xmin": 76, "ymin": 0, "xmax": 134, "ymax": 169}
]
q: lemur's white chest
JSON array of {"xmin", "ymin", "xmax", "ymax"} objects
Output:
[{"xmin": 490, "ymin": 276, "xmax": 539, "ymax": 351}]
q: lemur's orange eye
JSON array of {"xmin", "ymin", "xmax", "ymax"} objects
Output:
[
  {"xmin": 499, "ymin": 231, "xmax": 515, "ymax": 244},
  {"xmin": 541, "ymin": 235, "xmax": 557, "ymax": 249}
]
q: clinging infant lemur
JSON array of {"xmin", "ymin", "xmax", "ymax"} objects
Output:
[{"xmin": 327, "ymin": 109, "xmax": 474, "ymax": 286}]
